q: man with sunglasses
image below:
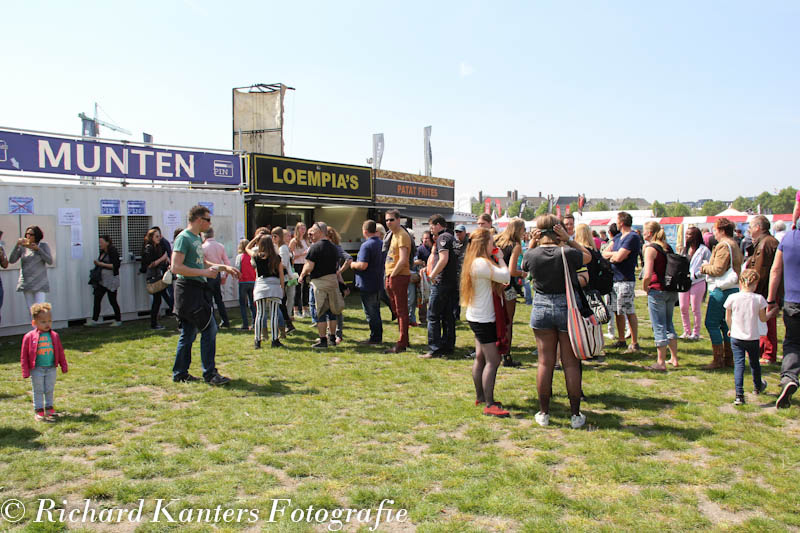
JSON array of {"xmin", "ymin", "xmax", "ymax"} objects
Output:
[
  {"xmin": 171, "ymin": 205, "xmax": 240, "ymax": 385},
  {"xmin": 384, "ymin": 210, "xmax": 412, "ymax": 353}
]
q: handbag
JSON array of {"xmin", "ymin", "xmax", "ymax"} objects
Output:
[
  {"xmin": 585, "ymin": 289, "xmax": 610, "ymax": 324},
  {"xmin": 88, "ymin": 265, "xmax": 102, "ymax": 286},
  {"xmin": 162, "ymin": 269, "xmax": 173, "ymax": 285},
  {"xmin": 146, "ymin": 266, "xmax": 168, "ymax": 294},
  {"xmin": 561, "ymin": 247, "xmax": 604, "ymax": 360},
  {"xmin": 706, "ymin": 242, "xmax": 738, "ymax": 291}
]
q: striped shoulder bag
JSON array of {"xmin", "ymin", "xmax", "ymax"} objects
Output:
[{"xmin": 561, "ymin": 247, "xmax": 604, "ymax": 360}]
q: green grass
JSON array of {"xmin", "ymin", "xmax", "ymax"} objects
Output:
[{"xmin": 1, "ymin": 292, "xmax": 798, "ymax": 532}]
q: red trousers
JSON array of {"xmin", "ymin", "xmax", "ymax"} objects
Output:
[
  {"xmin": 759, "ymin": 315, "xmax": 778, "ymax": 361},
  {"xmin": 386, "ymin": 275, "xmax": 410, "ymax": 349}
]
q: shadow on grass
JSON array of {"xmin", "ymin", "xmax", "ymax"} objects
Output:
[
  {"xmin": 588, "ymin": 392, "xmax": 684, "ymax": 412},
  {"xmin": 227, "ymin": 378, "xmax": 319, "ymax": 396},
  {"xmin": 0, "ymin": 427, "xmax": 44, "ymax": 449},
  {"xmin": 586, "ymin": 412, "xmax": 714, "ymax": 441}
]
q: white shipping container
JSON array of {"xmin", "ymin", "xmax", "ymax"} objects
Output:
[{"xmin": 0, "ymin": 181, "xmax": 245, "ymax": 336}]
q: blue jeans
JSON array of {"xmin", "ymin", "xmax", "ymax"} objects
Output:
[
  {"xmin": 30, "ymin": 366, "xmax": 57, "ymax": 410},
  {"xmin": 530, "ymin": 292, "xmax": 568, "ymax": 332},
  {"xmin": 427, "ymin": 284, "xmax": 456, "ymax": 353},
  {"xmin": 705, "ymin": 288, "xmax": 738, "ymax": 345},
  {"xmin": 731, "ymin": 338, "xmax": 762, "ymax": 396},
  {"xmin": 408, "ymin": 280, "xmax": 418, "ymax": 323},
  {"xmin": 309, "ymin": 285, "xmax": 317, "ymax": 323},
  {"xmin": 647, "ymin": 289, "xmax": 678, "ymax": 347},
  {"xmin": 173, "ymin": 318, "xmax": 218, "ymax": 381},
  {"xmin": 360, "ymin": 291, "xmax": 382, "ymax": 342},
  {"xmin": 523, "ymin": 278, "xmax": 532, "ymax": 305},
  {"xmin": 207, "ymin": 273, "xmax": 230, "ymax": 325},
  {"xmin": 0, "ymin": 278, "xmax": 3, "ymax": 322},
  {"xmin": 238, "ymin": 281, "xmax": 255, "ymax": 329}
]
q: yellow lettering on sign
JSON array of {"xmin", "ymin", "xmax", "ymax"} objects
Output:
[
  {"xmin": 335, "ymin": 174, "xmax": 345, "ymax": 188},
  {"xmin": 272, "ymin": 167, "xmax": 283, "ymax": 184},
  {"xmin": 322, "ymin": 172, "xmax": 331, "ymax": 187},
  {"xmin": 284, "ymin": 168, "xmax": 296, "ymax": 184},
  {"xmin": 308, "ymin": 171, "xmax": 321, "ymax": 187},
  {"xmin": 350, "ymin": 175, "xmax": 359, "ymax": 189},
  {"xmin": 297, "ymin": 169, "xmax": 307, "ymax": 186}
]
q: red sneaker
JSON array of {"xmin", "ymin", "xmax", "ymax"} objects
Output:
[{"xmin": 483, "ymin": 404, "xmax": 510, "ymax": 418}]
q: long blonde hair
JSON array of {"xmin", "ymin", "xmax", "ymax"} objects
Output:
[
  {"xmin": 574, "ymin": 224, "xmax": 596, "ymax": 250},
  {"xmin": 644, "ymin": 221, "xmax": 669, "ymax": 250},
  {"xmin": 460, "ymin": 228, "xmax": 503, "ymax": 308},
  {"xmin": 495, "ymin": 217, "xmax": 525, "ymax": 250}
]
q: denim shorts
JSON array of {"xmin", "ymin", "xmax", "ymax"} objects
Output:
[{"xmin": 530, "ymin": 292, "xmax": 568, "ymax": 332}]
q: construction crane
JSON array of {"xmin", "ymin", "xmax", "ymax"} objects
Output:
[{"xmin": 78, "ymin": 102, "xmax": 131, "ymax": 137}]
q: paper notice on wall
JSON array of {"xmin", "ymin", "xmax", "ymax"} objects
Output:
[
  {"xmin": 236, "ymin": 221, "xmax": 245, "ymax": 240},
  {"xmin": 58, "ymin": 207, "xmax": 81, "ymax": 226},
  {"xmin": 163, "ymin": 210, "xmax": 182, "ymax": 242},
  {"xmin": 70, "ymin": 225, "xmax": 83, "ymax": 259}
]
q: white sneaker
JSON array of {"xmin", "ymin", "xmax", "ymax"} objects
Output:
[
  {"xmin": 571, "ymin": 413, "xmax": 586, "ymax": 429},
  {"xmin": 534, "ymin": 411, "xmax": 550, "ymax": 427},
  {"xmin": 85, "ymin": 319, "xmax": 101, "ymax": 327},
  {"xmin": 111, "ymin": 321, "xmax": 123, "ymax": 327},
  {"xmin": 604, "ymin": 333, "xmax": 616, "ymax": 340}
]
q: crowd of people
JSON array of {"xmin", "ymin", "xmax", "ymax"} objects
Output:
[{"xmin": 15, "ymin": 193, "xmax": 800, "ymax": 426}]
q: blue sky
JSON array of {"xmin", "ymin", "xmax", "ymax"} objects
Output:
[{"xmin": 2, "ymin": 1, "xmax": 798, "ymax": 208}]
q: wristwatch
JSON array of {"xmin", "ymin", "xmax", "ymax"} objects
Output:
[{"xmin": 767, "ymin": 300, "xmax": 776, "ymax": 305}]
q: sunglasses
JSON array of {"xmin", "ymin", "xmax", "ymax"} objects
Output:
[
  {"xmin": 200, "ymin": 217, "xmax": 211, "ymax": 223},
  {"xmin": 386, "ymin": 218, "xmax": 396, "ymax": 222}
]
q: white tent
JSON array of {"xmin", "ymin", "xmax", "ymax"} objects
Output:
[{"xmin": 716, "ymin": 207, "xmax": 746, "ymax": 217}]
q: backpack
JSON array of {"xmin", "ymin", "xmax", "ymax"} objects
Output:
[
  {"xmin": 651, "ymin": 244, "xmax": 691, "ymax": 292},
  {"xmin": 588, "ymin": 249, "xmax": 614, "ymax": 296}
]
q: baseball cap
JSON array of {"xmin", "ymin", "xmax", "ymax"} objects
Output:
[{"xmin": 455, "ymin": 225, "xmax": 467, "ymax": 232}]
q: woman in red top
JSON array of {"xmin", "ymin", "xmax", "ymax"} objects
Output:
[
  {"xmin": 642, "ymin": 221, "xmax": 679, "ymax": 370},
  {"xmin": 235, "ymin": 237, "xmax": 258, "ymax": 330}
]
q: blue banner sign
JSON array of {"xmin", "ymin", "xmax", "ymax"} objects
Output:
[
  {"xmin": 198, "ymin": 201, "xmax": 214, "ymax": 215},
  {"xmin": 0, "ymin": 129, "xmax": 241, "ymax": 186},
  {"xmin": 100, "ymin": 199, "xmax": 121, "ymax": 215},
  {"xmin": 127, "ymin": 200, "xmax": 146, "ymax": 215}
]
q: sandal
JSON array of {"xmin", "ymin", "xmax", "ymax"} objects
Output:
[
  {"xmin": 610, "ymin": 341, "xmax": 627, "ymax": 349},
  {"xmin": 647, "ymin": 363, "xmax": 667, "ymax": 372}
]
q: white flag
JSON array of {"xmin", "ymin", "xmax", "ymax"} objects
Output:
[
  {"xmin": 372, "ymin": 133, "xmax": 384, "ymax": 170},
  {"xmin": 424, "ymin": 126, "xmax": 432, "ymax": 176}
]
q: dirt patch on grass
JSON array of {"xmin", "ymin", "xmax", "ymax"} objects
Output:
[
  {"xmin": 696, "ymin": 491, "xmax": 762, "ymax": 525},
  {"xmin": 631, "ymin": 378, "xmax": 658, "ymax": 387},
  {"xmin": 123, "ymin": 385, "xmax": 167, "ymax": 400},
  {"xmin": 258, "ymin": 464, "xmax": 301, "ymax": 491},
  {"xmin": 403, "ymin": 444, "xmax": 428, "ymax": 457}
]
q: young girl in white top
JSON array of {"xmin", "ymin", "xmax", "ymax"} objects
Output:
[
  {"xmin": 461, "ymin": 228, "xmax": 510, "ymax": 418},
  {"xmin": 724, "ymin": 268, "xmax": 768, "ymax": 405}
]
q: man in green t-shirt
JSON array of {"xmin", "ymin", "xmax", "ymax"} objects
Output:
[{"xmin": 171, "ymin": 205, "xmax": 240, "ymax": 385}]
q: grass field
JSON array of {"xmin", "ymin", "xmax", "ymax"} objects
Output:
[{"xmin": 1, "ymin": 292, "xmax": 798, "ymax": 532}]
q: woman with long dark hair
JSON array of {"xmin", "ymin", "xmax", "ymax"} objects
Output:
[
  {"xmin": 247, "ymin": 233, "xmax": 285, "ymax": 348},
  {"xmin": 679, "ymin": 226, "xmax": 711, "ymax": 340},
  {"xmin": 141, "ymin": 228, "xmax": 170, "ymax": 330},
  {"xmin": 462, "ymin": 228, "xmax": 510, "ymax": 417},
  {"xmin": 87, "ymin": 235, "xmax": 122, "ymax": 326}
]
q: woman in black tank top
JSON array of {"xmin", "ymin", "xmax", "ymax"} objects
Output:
[{"xmin": 494, "ymin": 218, "xmax": 526, "ymax": 367}]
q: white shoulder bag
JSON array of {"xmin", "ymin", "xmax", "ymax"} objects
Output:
[{"xmin": 706, "ymin": 242, "xmax": 738, "ymax": 291}]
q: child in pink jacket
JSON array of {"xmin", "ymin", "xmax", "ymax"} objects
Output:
[{"xmin": 21, "ymin": 302, "xmax": 68, "ymax": 422}]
